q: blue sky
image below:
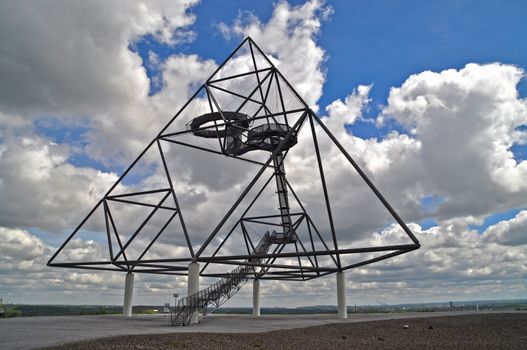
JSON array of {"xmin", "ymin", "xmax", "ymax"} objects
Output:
[
  {"xmin": 28, "ymin": 0, "xmax": 525, "ymax": 165},
  {"xmin": 112, "ymin": 0, "xmax": 527, "ymax": 230},
  {"xmin": 30, "ymin": 0, "xmax": 527, "ymax": 235},
  {"xmin": 318, "ymin": 0, "xmax": 527, "ymax": 110},
  {"xmin": 135, "ymin": 0, "xmax": 527, "ymax": 112},
  {"xmin": 131, "ymin": 0, "xmax": 527, "ymax": 144}
]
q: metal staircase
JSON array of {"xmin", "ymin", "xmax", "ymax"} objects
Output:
[{"xmin": 170, "ymin": 231, "xmax": 273, "ymax": 326}]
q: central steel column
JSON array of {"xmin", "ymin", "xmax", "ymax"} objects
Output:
[
  {"xmin": 337, "ymin": 271, "xmax": 347, "ymax": 319},
  {"xmin": 273, "ymin": 153, "xmax": 292, "ymax": 240},
  {"xmin": 187, "ymin": 261, "xmax": 200, "ymax": 324},
  {"xmin": 123, "ymin": 271, "xmax": 134, "ymax": 317},
  {"xmin": 252, "ymin": 279, "xmax": 260, "ymax": 316}
]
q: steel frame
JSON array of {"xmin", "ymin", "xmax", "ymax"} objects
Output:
[{"xmin": 48, "ymin": 37, "xmax": 420, "ymax": 282}]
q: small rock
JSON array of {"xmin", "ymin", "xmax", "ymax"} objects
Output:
[
  {"xmin": 403, "ymin": 324, "xmax": 409, "ymax": 329},
  {"xmin": 428, "ymin": 325, "xmax": 434, "ymax": 330},
  {"xmin": 341, "ymin": 335, "xmax": 347, "ymax": 340},
  {"xmin": 377, "ymin": 336, "xmax": 385, "ymax": 341}
]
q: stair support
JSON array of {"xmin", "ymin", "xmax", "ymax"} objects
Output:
[
  {"xmin": 188, "ymin": 261, "xmax": 200, "ymax": 324},
  {"xmin": 252, "ymin": 279, "xmax": 260, "ymax": 316},
  {"xmin": 337, "ymin": 270, "xmax": 347, "ymax": 319},
  {"xmin": 123, "ymin": 271, "xmax": 134, "ymax": 317}
]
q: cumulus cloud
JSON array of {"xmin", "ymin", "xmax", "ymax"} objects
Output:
[
  {"xmin": 0, "ymin": 226, "xmax": 187, "ymax": 304},
  {"xmin": 0, "ymin": 0, "xmax": 216, "ymax": 234},
  {"xmin": 209, "ymin": 211, "xmax": 527, "ymax": 307},
  {"xmin": 0, "ymin": 0, "xmax": 526, "ymax": 307},
  {"xmin": 0, "ymin": 0, "xmax": 198, "ymax": 117},
  {"xmin": 0, "ymin": 227, "xmax": 50, "ymax": 263},
  {"xmin": 0, "ymin": 134, "xmax": 118, "ymax": 232},
  {"xmin": 349, "ymin": 216, "xmax": 527, "ymax": 303},
  {"xmin": 483, "ymin": 210, "xmax": 527, "ymax": 246},
  {"xmin": 2, "ymin": 207, "xmax": 525, "ymax": 306},
  {"xmin": 221, "ymin": 0, "xmax": 331, "ymax": 110},
  {"xmin": 85, "ymin": 53, "xmax": 217, "ymax": 163},
  {"xmin": 381, "ymin": 63, "xmax": 527, "ymax": 220},
  {"xmin": 0, "ymin": 0, "xmax": 207, "ymax": 165},
  {"xmin": 325, "ymin": 85, "xmax": 372, "ymax": 125},
  {"xmin": 284, "ymin": 62, "xmax": 527, "ymax": 247},
  {"xmin": 287, "ymin": 62, "xmax": 527, "ymax": 242}
]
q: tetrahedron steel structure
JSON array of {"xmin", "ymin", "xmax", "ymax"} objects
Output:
[{"xmin": 48, "ymin": 37, "xmax": 420, "ymax": 282}]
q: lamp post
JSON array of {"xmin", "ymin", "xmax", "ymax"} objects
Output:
[{"xmin": 173, "ymin": 293, "xmax": 179, "ymax": 309}]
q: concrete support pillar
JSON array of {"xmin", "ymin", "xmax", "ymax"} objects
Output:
[
  {"xmin": 187, "ymin": 261, "xmax": 200, "ymax": 324},
  {"xmin": 336, "ymin": 271, "xmax": 347, "ymax": 319},
  {"xmin": 252, "ymin": 279, "xmax": 260, "ymax": 316},
  {"xmin": 123, "ymin": 272, "xmax": 134, "ymax": 317}
]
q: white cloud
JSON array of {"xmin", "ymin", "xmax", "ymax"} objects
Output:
[
  {"xmin": 287, "ymin": 62, "xmax": 527, "ymax": 244},
  {"xmin": 0, "ymin": 0, "xmax": 203, "ymax": 165},
  {"xmin": 203, "ymin": 211, "xmax": 527, "ymax": 307},
  {"xmin": 0, "ymin": 226, "xmax": 187, "ymax": 304},
  {"xmin": 0, "ymin": 0, "xmax": 217, "ymax": 233},
  {"xmin": 222, "ymin": 0, "xmax": 331, "ymax": 111},
  {"xmin": 287, "ymin": 63, "xmax": 527, "ymax": 242},
  {"xmin": 3, "ymin": 207, "xmax": 525, "ymax": 306},
  {"xmin": 0, "ymin": 134, "xmax": 118, "ymax": 232},
  {"xmin": 0, "ymin": 0, "xmax": 526, "ymax": 307},
  {"xmin": 351, "ymin": 216, "xmax": 527, "ymax": 301},
  {"xmin": 0, "ymin": 227, "xmax": 50, "ymax": 262},
  {"xmin": 325, "ymin": 85, "xmax": 372, "ymax": 126},
  {"xmin": 0, "ymin": 0, "xmax": 198, "ymax": 117},
  {"xmin": 381, "ymin": 63, "xmax": 527, "ymax": 220},
  {"xmin": 483, "ymin": 210, "xmax": 527, "ymax": 246},
  {"xmin": 85, "ymin": 53, "xmax": 217, "ymax": 163}
]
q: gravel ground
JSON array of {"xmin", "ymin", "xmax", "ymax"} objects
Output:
[{"xmin": 41, "ymin": 313, "xmax": 526, "ymax": 350}]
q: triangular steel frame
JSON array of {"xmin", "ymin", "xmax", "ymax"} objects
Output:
[{"xmin": 48, "ymin": 37, "xmax": 420, "ymax": 280}]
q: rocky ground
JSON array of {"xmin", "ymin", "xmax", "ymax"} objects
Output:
[{"xmin": 41, "ymin": 313, "xmax": 526, "ymax": 350}]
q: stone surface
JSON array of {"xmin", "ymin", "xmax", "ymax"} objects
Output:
[{"xmin": 1, "ymin": 311, "xmax": 525, "ymax": 350}]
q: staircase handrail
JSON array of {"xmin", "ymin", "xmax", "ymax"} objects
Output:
[{"xmin": 171, "ymin": 231, "xmax": 272, "ymax": 325}]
